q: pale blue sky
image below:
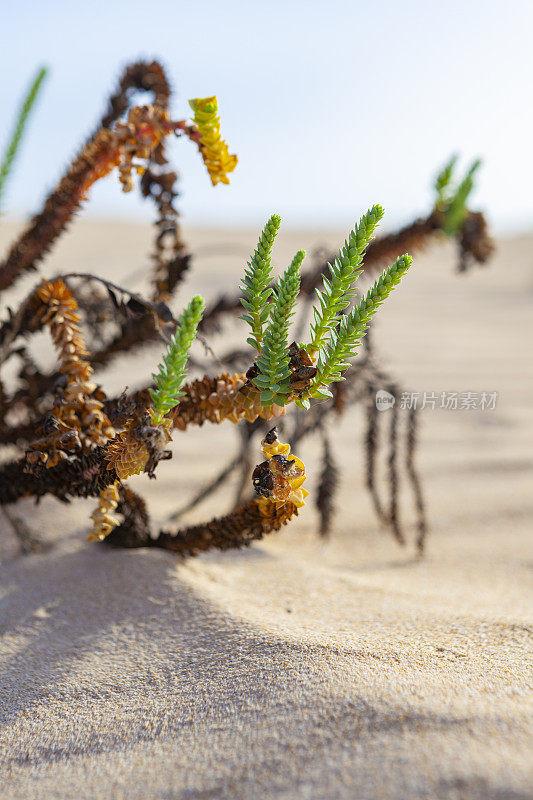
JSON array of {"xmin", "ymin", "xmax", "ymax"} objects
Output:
[{"xmin": 1, "ymin": 0, "xmax": 531, "ymax": 232}]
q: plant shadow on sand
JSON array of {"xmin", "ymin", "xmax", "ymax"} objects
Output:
[{"xmin": 0, "ymin": 531, "xmax": 530, "ymax": 800}]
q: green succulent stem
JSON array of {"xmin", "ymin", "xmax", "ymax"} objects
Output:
[
  {"xmin": 240, "ymin": 214, "xmax": 281, "ymax": 352},
  {"xmin": 434, "ymin": 154, "xmax": 458, "ymax": 211},
  {"xmin": 309, "ymin": 254, "xmax": 413, "ymax": 398},
  {"xmin": 0, "ymin": 66, "xmax": 48, "ymax": 209},
  {"xmin": 433, "ymin": 155, "xmax": 482, "ymax": 236},
  {"xmin": 238, "ymin": 208, "xmax": 413, "ymax": 411},
  {"xmin": 442, "ymin": 159, "xmax": 481, "ymax": 236},
  {"xmin": 149, "ymin": 295, "xmax": 205, "ymax": 426},
  {"xmin": 307, "ymin": 205, "xmax": 384, "ymax": 358},
  {"xmin": 253, "ymin": 249, "xmax": 305, "ymax": 406}
]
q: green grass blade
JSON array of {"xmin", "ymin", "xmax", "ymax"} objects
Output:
[{"xmin": 0, "ymin": 66, "xmax": 48, "ymax": 210}]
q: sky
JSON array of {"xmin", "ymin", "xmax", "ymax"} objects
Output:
[{"xmin": 1, "ymin": 0, "xmax": 532, "ymax": 233}]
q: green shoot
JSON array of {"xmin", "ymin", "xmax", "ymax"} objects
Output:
[
  {"xmin": 434, "ymin": 154, "xmax": 458, "ymax": 210},
  {"xmin": 238, "ymin": 209, "xmax": 413, "ymax": 411},
  {"xmin": 0, "ymin": 67, "xmax": 48, "ymax": 210},
  {"xmin": 253, "ymin": 250, "xmax": 305, "ymax": 406},
  {"xmin": 240, "ymin": 214, "xmax": 281, "ymax": 351},
  {"xmin": 310, "ymin": 254, "xmax": 413, "ymax": 399},
  {"xmin": 442, "ymin": 159, "xmax": 481, "ymax": 236},
  {"xmin": 149, "ymin": 295, "xmax": 204, "ymax": 425},
  {"xmin": 433, "ymin": 155, "xmax": 482, "ymax": 235},
  {"xmin": 307, "ymin": 205, "xmax": 383, "ymax": 357}
]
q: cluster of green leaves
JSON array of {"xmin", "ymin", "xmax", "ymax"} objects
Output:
[
  {"xmin": 240, "ymin": 209, "xmax": 413, "ymax": 410},
  {"xmin": 253, "ymin": 250, "xmax": 305, "ymax": 406},
  {"xmin": 239, "ymin": 214, "xmax": 281, "ymax": 350},
  {"xmin": 307, "ymin": 204, "xmax": 383, "ymax": 356},
  {"xmin": 150, "ymin": 296, "xmax": 205, "ymax": 426},
  {"xmin": 309, "ymin": 254, "xmax": 412, "ymax": 400},
  {"xmin": 0, "ymin": 67, "xmax": 48, "ymax": 210},
  {"xmin": 434, "ymin": 154, "xmax": 458, "ymax": 209},
  {"xmin": 434, "ymin": 155, "xmax": 481, "ymax": 236}
]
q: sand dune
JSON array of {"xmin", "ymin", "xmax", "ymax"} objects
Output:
[{"xmin": 0, "ymin": 222, "xmax": 532, "ymax": 799}]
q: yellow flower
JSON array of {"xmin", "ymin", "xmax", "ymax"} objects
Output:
[
  {"xmin": 259, "ymin": 430, "xmax": 309, "ymax": 509},
  {"xmin": 189, "ymin": 96, "xmax": 238, "ymax": 186}
]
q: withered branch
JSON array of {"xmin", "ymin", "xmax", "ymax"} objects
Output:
[
  {"xmin": 316, "ymin": 427, "xmax": 339, "ymax": 538},
  {"xmin": 95, "ymin": 60, "xmax": 171, "ymax": 133},
  {"xmin": 0, "ymin": 449, "xmax": 116, "ymax": 506},
  {"xmin": 0, "ymin": 105, "xmax": 179, "ymax": 293},
  {"xmin": 107, "ymin": 496, "xmax": 298, "ymax": 557}
]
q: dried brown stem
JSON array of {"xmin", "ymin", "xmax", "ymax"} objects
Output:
[
  {"xmin": 406, "ymin": 407, "xmax": 428, "ymax": 554},
  {"xmin": 95, "ymin": 60, "xmax": 171, "ymax": 133},
  {"xmin": 95, "ymin": 61, "xmax": 190, "ymax": 303},
  {"xmin": 24, "ymin": 279, "xmax": 114, "ymax": 469},
  {"xmin": 107, "ymin": 497, "xmax": 298, "ymax": 557},
  {"xmin": 387, "ymin": 393, "xmax": 404, "ymax": 545},
  {"xmin": 457, "ymin": 211, "xmax": 494, "ymax": 272},
  {"xmin": 316, "ymin": 428, "xmax": 339, "ymax": 538},
  {"xmin": 364, "ymin": 384, "xmax": 388, "ymax": 526},
  {"xmin": 0, "ymin": 105, "xmax": 178, "ymax": 292},
  {"xmin": 140, "ymin": 157, "xmax": 191, "ymax": 303},
  {"xmin": 170, "ymin": 374, "xmax": 285, "ymax": 431},
  {"xmin": 0, "ymin": 449, "xmax": 116, "ymax": 505}
]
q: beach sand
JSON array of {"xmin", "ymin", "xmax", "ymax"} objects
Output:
[{"xmin": 0, "ymin": 221, "xmax": 531, "ymax": 799}]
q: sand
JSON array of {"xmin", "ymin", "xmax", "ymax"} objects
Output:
[{"xmin": 0, "ymin": 221, "xmax": 531, "ymax": 799}]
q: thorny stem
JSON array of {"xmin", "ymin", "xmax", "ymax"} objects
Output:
[
  {"xmin": 0, "ymin": 449, "xmax": 117, "ymax": 506},
  {"xmin": 107, "ymin": 498, "xmax": 298, "ymax": 557},
  {"xmin": 406, "ymin": 407, "xmax": 428, "ymax": 554},
  {"xmin": 0, "ymin": 106, "xmax": 181, "ymax": 293}
]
